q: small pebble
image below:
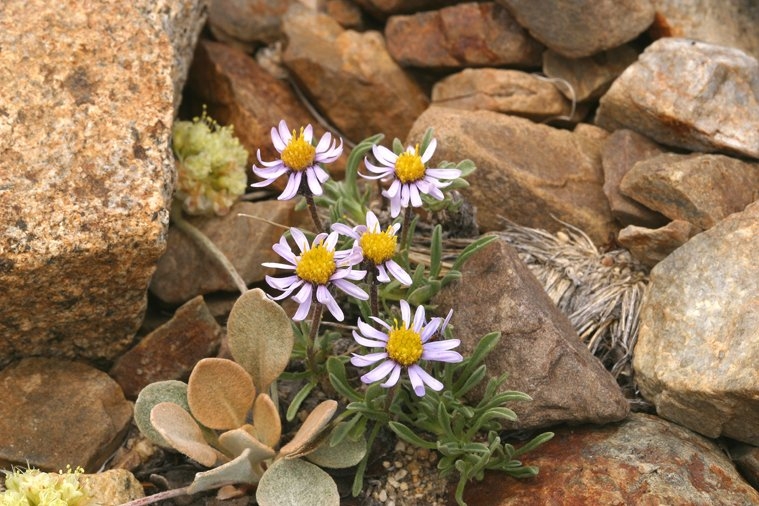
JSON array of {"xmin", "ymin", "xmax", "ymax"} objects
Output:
[{"xmin": 378, "ymin": 489, "xmax": 388, "ymax": 502}]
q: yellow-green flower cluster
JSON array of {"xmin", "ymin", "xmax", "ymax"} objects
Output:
[
  {"xmin": 0, "ymin": 466, "xmax": 88, "ymax": 506},
  {"xmin": 172, "ymin": 110, "xmax": 249, "ymax": 216}
]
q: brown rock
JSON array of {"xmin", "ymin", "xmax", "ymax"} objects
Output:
[
  {"xmin": 185, "ymin": 39, "xmax": 344, "ymax": 185},
  {"xmin": 463, "ymin": 413, "xmax": 759, "ymax": 505},
  {"xmin": 208, "ymin": 0, "xmax": 297, "ymax": 52},
  {"xmin": 542, "ymin": 44, "xmax": 639, "ymax": 102},
  {"xmin": 431, "ymin": 68, "xmax": 578, "ymax": 122},
  {"xmin": 731, "ymin": 442, "xmax": 759, "ymax": 490},
  {"xmin": 110, "ymin": 296, "xmax": 223, "ymax": 399},
  {"xmin": 435, "ymin": 238, "xmax": 629, "ymax": 430},
  {"xmin": 281, "ymin": 3, "xmax": 429, "ymax": 144},
  {"xmin": 650, "ymin": 0, "xmax": 759, "ymax": 61},
  {"xmin": 150, "ymin": 200, "xmax": 311, "ymax": 304},
  {"xmin": 633, "ymin": 201, "xmax": 759, "ymax": 445},
  {"xmin": 617, "ymin": 220, "xmax": 697, "ymax": 267},
  {"xmin": 596, "ymin": 38, "xmax": 759, "ymax": 159},
  {"xmin": 0, "ymin": 0, "xmax": 182, "ymax": 369},
  {"xmin": 620, "ymin": 152, "xmax": 759, "ymax": 230},
  {"xmin": 351, "ymin": 0, "xmax": 458, "ymax": 18},
  {"xmin": 324, "ymin": 0, "xmax": 366, "ymax": 30},
  {"xmin": 601, "ymin": 129, "xmax": 669, "ymax": 228},
  {"xmin": 0, "ymin": 358, "xmax": 133, "ymax": 471},
  {"xmin": 79, "ymin": 469, "xmax": 145, "ymax": 504},
  {"xmin": 497, "ymin": 0, "xmax": 655, "ymax": 58},
  {"xmin": 407, "ymin": 106, "xmax": 618, "ymax": 245},
  {"xmin": 385, "ymin": 3, "xmax": 543, "ymax": 69}
]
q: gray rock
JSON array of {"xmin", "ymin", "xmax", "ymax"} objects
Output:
[
  {"xmin": 496, "ymin": 0, "xmax": 655, "ymax": 58},
  {"xmin": 110, "ymin": 296, "xmax": 224, "ymax": 400},
  {"xmin": 730, "ymin": 442, "xmax": 759, "ymax": 490},
  {"xmin": 617, "ymin": 220, "xmax": 697, "ymax": 267},
  {"xmin": 542, "ymin": 44, "xmax": 639, "ymax": 102},
  {"xmin": 633, "ymin": 201, "xmax": 759, "ymax": 445},
  {"xmin": 0, "ymin": 0, "xmax": 204, "ymax": 368},
  {"xmin": 407, "ymin": 106, "xmax": 618, "ymax": 245},
  {"xmin": 150, "ymin": 200, "xmax": 311, "ymax": 305},
  {"xmin": 435, "ymin": 237, "xmax": 629, "ymax": 430},
  {"xmin": 431, "ymin": 68, "xmax": 578, "ymax": 122},
  {"xmin": 651, "ymin": 0, "xmax": 759, "ymax": 62},
  {"xmin": 596, "ymin": 38, "xmax": 759, "ymax": 159},
  {"xmin": 208, "ymin": 0, "xmax": 297, "ymax": 51},
  {"xmin": 601, "ymin": 129, "xmax": 669, "ymax": 228},
  {"xmin": 463, "ymin": 413, "xmax": 759, "ymax": 504},
  {"xmin": 384, "ymin": 3, "xmax": 543, "ymax": 69},
  {"xmin": 0, "ymin": 358, "xmax": 133, "ymax": 471},
  {"xmin": 281, "ymin": 3, "xmax": 429, "ymax": 144},
  {"xmin": 620, "ymin": 152, "xmax": 759, "ymax": 230}
]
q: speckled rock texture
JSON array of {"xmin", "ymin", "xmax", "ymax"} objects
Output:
[
  {"xmin": 634, "ymin": 201, "xmax": 759, "ymax": 445},
  {"xmin": 0, "ymin": 0, "xmax": 205, "ymax": 369},
  {"xmin": 0, "ymin": 358, "xmax": 133, "ymax": 472},
  {"xmin": 463, "ymin": 413, "xmax": 759, "ymax": 505}
]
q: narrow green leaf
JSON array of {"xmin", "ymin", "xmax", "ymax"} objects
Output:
[
  {"xmin": 513, "ymin": 431, "xmax": 554, "ymax": 457},
  {"xmin": 453, "ymin": 364, "xmax": 487, "ymax": 398},
  {"xmin": 286, "ymin": 382, "xmax": 316, "ymax": 422},
  {"xmin": 326, "ymin": 357, "xmax": 362, "ymax": 402},
  {"xmin": 388, "ymin": 422, "xmax": 437, "ymax": 450},
  {"xmin": 429, "ymin": 225, "xmax": 443, "ymax": 279},
  {"xmin": 451, "ymin": 235, "xmax": 498, "ymax": 271}
]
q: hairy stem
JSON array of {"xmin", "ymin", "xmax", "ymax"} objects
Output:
[
  {"xmin": 306, "ymin": 300, "xmax": 324, "ymax": 373},
  {"xmin": 400, "ymin": 206, "xmax": 413, "ymax": 251},
  {"xmin": 170, "ymin": 201, "xmax": 247, "ymax": 295},
  {"xmin": 117, "ymin": 486, "xmax": 191, "ymax": 506},
  {"xmin": 368, "ymin": 269, "xmax": 379, "ymax": 319},
  {"xmin": 305, "ymin": 194, "xmax": 323, "ymax": 232}
]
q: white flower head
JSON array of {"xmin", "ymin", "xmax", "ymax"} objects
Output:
[
  {"xmin": 251, "ymin": 120, "xmax": 343, "ymax": 200},
  {"xmin": 350, "ymin": 300, "xmax": 462, "ymax": 396},
  {"xmin": 362, "ymin": 138, "xmax": 461, "ymax": 217},
  {"xmin": 331, "ymin": 210, "xmax": 412, "ymax": 286},
  {"xmin": 263, "ymin": 228, "xmax": 367, "ymax": 321}
]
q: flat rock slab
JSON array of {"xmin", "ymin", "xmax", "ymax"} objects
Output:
[
  {"xmin": 0, "ymin": 0, "xmax": 180, "ymax": 368},
  {"xmin": 435, "ymin": 238, "xmax": 629, "ymax": 430},
  {"xmin": 596, "ymin": 38, "xmax": 759, "ymax": 159},
  {"xmin": 0, "ymin": 358, "xmax": 133, "ymax": 471},
  {"xmin": 634, "ymin": 201, "xmax": 759, "ymax": 445},
  {"xmin": 463, "ymin": 413, "xmax": 759, "ymax": 505}
]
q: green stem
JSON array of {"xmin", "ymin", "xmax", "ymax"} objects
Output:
[
  {"xmin": 170, "ymin": 201, "xmax": 247, "ymax": 295},
  {"xmin": 117, "ymin": 486, "xmax": 190, "ymax": 506},
  {"xmin": 400, "ymin": 206, "xmax": 413, "ymax": 251},
  {"xmin": 369, "ymin": 269, "xmax": 379, "ymax": 319},
  {"xmin": 305, "ymin": 194, "xmax": 324, "ymax": 232},
  {"xmin": 306, "ymin": 301, "xmax": 324, "ymax": 374},
  {"xmin": 352, "ymin": 421, "xmax": 383, "ymax": 496}
]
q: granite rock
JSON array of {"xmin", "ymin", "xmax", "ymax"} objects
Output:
[
  {"xmin": 0, "ymin": 358, "xmax": 133, "ymax": 471},
  {"xmin": 601, "ymin": 129, "xmax": 669, "ymax": 228},
  {"xmin": 496, "ymin": 0, "xmax": 655, "ymax": 58},
  {"xmin": 464, "ymin": 413, "xmax": 759, "ymax": 505},
  {"xmin": 620, "ymin": 152, "xmax": 759, "ymax": 230},
  {"xmin": 385, "ymin": 3, "xmax": 543, "ymax": 69},
  {"xmin": 0, "ymin": 0, "xmax": 184, "ymax": 369},
  {"xmin": 281, "ymin": 3, "xmax": 429, "ymax": 144},
  {"xmin": 596, "ymin": 38, "xmax": 759, "ymax": 159},
  {"xmin": 431, "ymin": 68, "xmax": 578, "ymax": 122},
  {"xmin": 633, "ymin": 201, "xmax": 759, "ymax": 445},
  {"xmin": 407, "ymin": 106, "xmax": 618, "ymax": 245},
  {"xmin": 208, "ymin": 0, "xmax": 297, "ymax": 52},
  {"xmin": 435, "ymin": 238, "xmax": 629, "ymax": 430},
  {"xmin": 79, "ymin": 469, "xmax": 145, "ymax": 504},
  {"xmin": 617, "ymin": 220, "xmax": 697, "ymax": 267},
  {"xmin": 110, "ymin": 296, "xmax": 224, "ymax": 399}
]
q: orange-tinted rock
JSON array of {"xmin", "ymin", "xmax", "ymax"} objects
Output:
[{"xmin": 617, "ymin": 220, "xmax": 697, "ymax": 267}]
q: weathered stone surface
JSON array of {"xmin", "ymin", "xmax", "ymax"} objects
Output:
[
  {"xmin": 407, "ymin": 106, "xmax": 618, "ymax": 245},
  {"xmin": 0, "ymin": 358, "xmax": 133, "ymax": 471},
  {"xmin": 542, "ymin": 44, "xmax": 639, "ymax": 102},
  {"xmin": 282, "ymin": 4, "xmax": 428, "ymax": 144},
  {"xmin": 79, "ymin": 469, "xmax": 145, "ymax": 504},
  {"xmin": 633, "ymin": 201, "xmax": 759, "ymax": 445},
  {"xmin": 731, "ymin": 442, "xmax": 759, "ymax": 490},
  {"xmin": 208, "ymin": 0, "xmax": 297, "ymax": 52},
  {"xmin": 110, "ymin": 296, "xmax": 223, "ymax": 399},
  {"xmin": 185, "ymin": 39, "xmax": 341, "ymax": 185},
  {"xmin": 617, "ymin": 220, "xmax": 697, "ymax": 267},
  {"xmin": 324, "ymin": 0, "xmax": 366, "ymax": 30},
  {"xmin": 435, "ymin": 238, "xmax": 629, "ymax": 430},
  {"xmin": 496, "ymin": 0, "xmax": 655, "ymax": 58},
  {"xmin": 596, "ymin": 38, "xmax": 759, "ymax": 159},
  {"xmin": 620, "ymin": 153, "xmax": 759, "ymax": 230},
  {"xmin": 0, "ymin": 0, "xmax": 179, "ymax": 369},
  {"xmin": 601, "ymin": 129, "xmax": 669, "ymax": 228},
  {"xmin": 385, "ymin": 3, "xmax": 543, "ymax": 69},
  {"xmin": 650, "ymin": 0, "xmax": 759, "ymax": 62},
  {"xmin": 431, "ymin": 68, "xmax": 578, "ymax": 122},
  {"xmin": 150, "ymin": 200, "xmax": 310, "ymax": 304},
  {"xmin": 463, "ymin": 413, "xmax": 759, "ymax": 505},
  {"xmin": 351, "ymin": 0, "xmax": 458, "ymax": 18}
]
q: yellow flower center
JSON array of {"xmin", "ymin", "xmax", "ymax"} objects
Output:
[
  {"xmin": 386, "ymin": 325, "xmax": 423, "ymax": 367},
  {"xmin": 281, "ymin": 128, "xmax": 316, "ymax": 171},
  {"xmin": 359, "ymin": 228, "xmax": 397, "ymax": 265},
  {"xmin": 295, "ymin": 244, "xmax": 336, "ymax": 285},
  {"xmin": 394, "ymin": 145, "xmax": 426, "ymax": 183}
]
